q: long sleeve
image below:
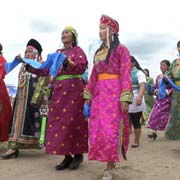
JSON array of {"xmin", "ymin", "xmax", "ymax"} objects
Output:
[
  {"xmin": 84, "ymin": 66, "xmax": 98, "ymax": 100},
  {"xmin": 27, "ymin": 67, "xmax": 49, "ymax": 76},
  {"xmin": 4, "ymin": 58, "xmax": 20, "ymax": 74},
  {"xmin": 62, "ymin": 47, "xmax": 88, "ymax": 75},
  {"xmin": 118, "ymin": 46, "xmax": 133, "ymax": 103},
  {"xmin": 0, "ymin": 56, "xmax": 6, "ymax": 81},
  {"xmin": 24, "ymin": 52, "xmax": 66, "ymax": 77}
]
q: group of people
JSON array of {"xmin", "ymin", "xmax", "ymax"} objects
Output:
[
  {"xmin": 0, "ymin": 14, "xmax": 133, "ymax": 180},
  {"xmin": 143, "ymin": 41, "xmax": 180, "ymax": 142},
  {"xmin": 1, "ymin": 13, "xmax": 180, "ymax": 180},
  {"xmin": 128, "ymin": 41, "xmax": 180, "ymax": 156}
]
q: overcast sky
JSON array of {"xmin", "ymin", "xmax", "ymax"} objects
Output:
[{"xmin": 1, "ymin": 0, "xmax": 180, "ymax": 85}]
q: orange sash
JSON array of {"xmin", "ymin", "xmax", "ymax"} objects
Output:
[{"xmin": 98, "ymin": 73, "xmax": 120, "ymax": 80}]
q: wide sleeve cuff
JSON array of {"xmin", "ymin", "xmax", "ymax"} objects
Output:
[
  {"xmin": 63, "ymin": 58, "xmax": 74, "ymax": 70},
  {"xmin": 84, "ymin": 87, "xmax": 93, "ymax": 100},
  {"xmin": 68, "ymin": 59, "xmax": 74, "ymax": 66},
  {"xmin": 120, "ymin": 90, "xmax": 133, "ymax": 103}
]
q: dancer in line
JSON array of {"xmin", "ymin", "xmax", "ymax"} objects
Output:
[
  {"xmin": 84, "ymin": 14, "xmax": 133, "ymax": 180},
  {"xmin": 1, "ymin": 39, "xmax": 43, "ymax": 159},
  {"xmin": 147, "ymin": 60, "xmax": 172, "ymax": 140}
]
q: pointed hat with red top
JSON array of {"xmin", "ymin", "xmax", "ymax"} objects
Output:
[{"xmin": 100, "ymin": 14, "xmax": 119, "ymax": 33}]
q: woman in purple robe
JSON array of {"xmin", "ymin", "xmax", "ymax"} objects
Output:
[
  {"xmin": 147, "ymin": 60, "xmax": 172, "ymax": 140},
  {"xmin": 28, "ymin": 26, "xmax": 88, "ymax": 170}
]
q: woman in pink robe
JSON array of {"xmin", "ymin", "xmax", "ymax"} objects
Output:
[{"xmin": 84, "ymin": 15, "xmax": 133, "ymax": 180}]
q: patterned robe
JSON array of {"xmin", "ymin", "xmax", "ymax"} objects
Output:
[
  {"xmin": 33, "ymin": 46, "xmax": 88, "ymax": 155},
  {"xmin": 166, "ymin": 58, "xmax": 180, "ymax": 140},
  {"xmin": 8, "ymin": 64, "xmax": 41, "ymax": 149},
  {"xmin": 0, "ymin": 55, "xmax": 12, "ymax": 142},
  {"xmin": 147, "ymin": 74, "xmax": 172, "ymax": 131},
  {"xmin": 84, "ymin": 44, "xmax": 133, "ymax": 162}
]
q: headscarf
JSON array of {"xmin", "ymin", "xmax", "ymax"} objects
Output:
[{"xmin": 63, "ymin": 26, "xmax": 78, "ymax": 42}]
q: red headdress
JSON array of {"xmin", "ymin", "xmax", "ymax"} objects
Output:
[{"xmin": 100, "ymin": 14, "xmax": 119, "ymax": 34}]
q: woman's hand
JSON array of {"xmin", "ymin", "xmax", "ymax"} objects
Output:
[
  {"xmin": 49, "ymin": 76, "xmax": 56, "ymax": 84},
  {"xmin": 154, "ymin": 89, "xmax": 158, "ymax": 96},
  {"xmin": 15, "ymin": 54, "xmax": 23, "ymax": 63},
  {"xmin": 84, "ymin": 99, "xmax": 91, "ymax": 104},
  {"xmin": 136, "ymin": 96, "xmax": 142, "ymax": 106},
  {"xmin": 121, "ymin": 102, "xmax": 129, "ymax": 112}
]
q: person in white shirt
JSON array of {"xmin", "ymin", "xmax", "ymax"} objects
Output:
[{"xmin": 129, "ymin": 56, "xmax": 146, "ymax": 148}]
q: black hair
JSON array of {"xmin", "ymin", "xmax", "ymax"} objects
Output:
[
  {"xmin": 143, "ymin": 69, "xmax": 149, "ymax": 77},
  {"xmin": 72, "ymin": 33, "xmax": 77, "ymax": 47},
  {"xmin": 177, "ymin": 41, "xmax": 180, "ymax": 47},
  {"xmin": 160, "ymin": 60, "xmax": 170, "ymax": 67},
  {"xmin": 131, "ymin": 56, "xmax": 144, "ymax": 72},
  {"xmin": 105, "ymin": 33, "xmax": 120, "ymax": 63},
  {"xmin": 0, "ymin": 43, "xmax": 2, "ymax": 55},
  {"xmin": 94, "ymin": 33, "xmax": 120, "ymax": 63}
]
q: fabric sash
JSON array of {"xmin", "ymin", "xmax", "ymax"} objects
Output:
[
  {"xmin": 158, "ymin": 78, "xmax": 180, "ymax": 99},
  {"xmin": 98, "ymin": 73, "xmax": 120, "ymax": 80},
  {"xmin": 4, "ymin": 52, "xmax": 66, "ymax": 77},
  {"xmin": 56, "ymin": 74, "xmax": 81, "ymax": 80}
]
